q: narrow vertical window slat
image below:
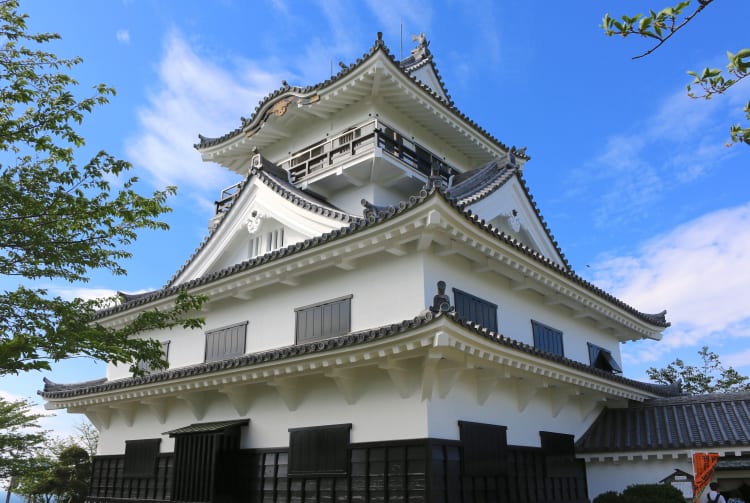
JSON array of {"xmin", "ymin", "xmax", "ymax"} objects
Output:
[
  {"xmin": 295, "ymin": 296, "xmax": 352, "ymax": 343},
  {"xmin": 205, "ymin": 322, "xmax": 248, "ymax": 362}
]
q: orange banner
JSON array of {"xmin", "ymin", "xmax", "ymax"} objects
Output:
[{"xmin": 693, "ymin": 452, "xmax": 719, "ymax": 502}]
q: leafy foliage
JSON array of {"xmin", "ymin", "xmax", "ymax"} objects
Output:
[
  {"xmin": 593, "ymin": 484, "xmax": 685, "ymax": 503},
  {"xmin": 0, "ymin": 397, "xmax": 46, "ymax": 480},
  {"xmin": 602, "ymin": 0, "xmax": 749, "ymax": 146},
  {"xmin": 14, "ymin": 444, "xmax": 91, "ymax": 503},
  {"xmin": 647, "ymin": 346, "xmax": 750, "ymax": 394},
  {"xmin": 0, "ymin": 0, "xmax": 205, "ymax": 375}
]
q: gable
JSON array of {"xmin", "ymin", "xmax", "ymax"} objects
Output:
[
  {"xmin": 449, "ymin": 164, "xmax": 567, "ymax": 268},
  {"xmin": 171, "ymin": 167, "xmax": 356, "ymax": 285}
]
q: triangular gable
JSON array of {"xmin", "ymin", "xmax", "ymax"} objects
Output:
[
  {"xmin": 447, "ymin": 163, "xmax": 567, "ymax": 269},
  {"xmin": 171, "ymin": 167, "xmax": 357, "ymax": 285},
  {"xmin": 467, "ymin": 178, "xmax": 566, "ymax": 268},
  {"xmin": 406, "ymin": 61, "xmax": 449, "ymax": 102}
]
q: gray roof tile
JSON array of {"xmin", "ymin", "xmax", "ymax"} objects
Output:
[
  {"xmin": 40, "ymin": 311, "xmax": 675, "ymax": 401},
  {"xmin": 576, "ymin": 392, "xmax": 750, "ymax": 453}
]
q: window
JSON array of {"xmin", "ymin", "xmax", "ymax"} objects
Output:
[
  {"xmin": 136, "ymin": 340, "xmax": 170, "ymax": 374},
  {"xmin": 123, "ymin": 438, "xmax": 161, "ymax": 478},
  {"xmin": 453, "ymin": 288, "xmax": 498, "ymax": 332},
  {"xmin": 266, "ymin": 228, "xmax": 284, "ymax": 252},
  {"xmin": 248, "ymin": 228, "xmax": 284, "ymax": 259},
  {"xmin": 295, "ymin": 295, "xmax": 352, "ymax": 343},
  {"xmin": 205, "ymin": 322, "xmax": 247, "ymax": 362},
  {"xmin": 588, "ymin": 343, "xmax": 622, "ymax": 373},
  {"xmin": 540, "ymin": 431, "xmax": 579, "ymax": 478},
  {"xmin": 459, "ymin": 420, "xmax": 508, "ymax": 476},
  {"xmin": 532, "ymin": 321, "xmax": 564, "ymax": 357},
  {"xmin": 249, "ymin": 235, "xmax": 262, "ymax": 258},
  {"xmin": 289, "ymin": 424, "xmax": 351, "ymax": 477}
]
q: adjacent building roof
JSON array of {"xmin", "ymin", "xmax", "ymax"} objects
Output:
[
  {"xmin": 576, "ymin": 391, "xmax": 750, "ymax": 453},
  {"xmin": 40, "ymin": 310, "xmax": 676, "ymax": 401}
]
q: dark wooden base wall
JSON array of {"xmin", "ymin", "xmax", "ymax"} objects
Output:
[{"xmin": 87, "ymin": 438, "xmax": 588, "ymax": 503}]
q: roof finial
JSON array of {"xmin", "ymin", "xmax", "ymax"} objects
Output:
[
  {"xmin": 410, "ymin": 32, "xmax": 430, "ymax": 60},
  {"xmin": 429, "ymin": 281, "xmax": 453, "ymax": 313}
]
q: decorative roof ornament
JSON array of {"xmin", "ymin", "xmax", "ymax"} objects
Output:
[
  {"xmin": 427, "ymin": 159, "xmax": 448, "ymax": 191},
  {"xmin": 429, "ymin": 281, "xmax": 454, "ymax": 313},
  {"xmin": 410, "ymin": 32, "xmax": 430, "ymax": 61},
  {"xmin": 508, "ymin": 209, "xmax": 521, "ymax": 233},
  {"xmin": 246, "ymin": 210, "xmax": 265, "ymax": 235}
]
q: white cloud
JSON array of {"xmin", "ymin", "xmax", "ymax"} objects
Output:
[
  {"xmin": 126, "ymin": 30, "xmax": 283, "ymax": 196},
  {"xmin": 590, "ymin": 201, "xmax": 750, "ymax": 369},
  {"xmin": 116, "ymin": 29, "xmax": 130, "ymax": 43},
  {"xmin": 573, "ymin": 84, "xmax": 737, "ymax": 227}
]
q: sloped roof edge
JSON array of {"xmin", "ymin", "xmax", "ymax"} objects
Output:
[
  {"xmin": 39, "ymin": 311, "xmax": 675, "ymax": 401},
  {"xmin": 576, "ymin": 391, "xmax": 750, "ymax": 453},
  {"xmin": 101, "ymin": 187, "xmax": 668, "ymax": 329},
  {"xmin": 165, "ymin": 161, "xmax": 360, "ymax": 288},
  {"xmin": 194, "ymin": 33, "xmax": 529, "ymax": 161}
]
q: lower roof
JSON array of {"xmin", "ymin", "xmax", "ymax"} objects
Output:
[
  {"xmin": 40, "ymin": 310, "xmax": 675, "ymax": 403},
  {"xmin": 576, "ymin": 391, "xmax": 750, "ymax": 454}
]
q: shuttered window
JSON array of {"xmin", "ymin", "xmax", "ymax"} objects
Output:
[
  {"xmin": 289, "ymin": 423, "xmax": 351, "ymax": 477},
  {"xmin": 453, "ymin": 288, "xmax": 498, "ymax": 332},
  {"xmin": 459, "ymin": 420, "xmax": 508, "ymax": 476},
  {"xmin": 532, "ymin": 321, "xmax": 564, "ymax": 357},
  {"xmin": 540, "ymin": 431, "xmax": 579, "ymax": 478},
  {"xmin": 588, "ymin": 343, "xmax": 622, "ymax": 373},
  {"xmin": 295, "ymin": 295, "xmax": 352, "ymax": 344},
  {"xmin": 205, "ymin": 322, "xmax": 247, "ymax": 362},
  {"xmin": 136, "ymin": 340, "xmax": 170, "ymax": 374},
  {"xmin": 123, "ymin": 438, "xmax": 161, "ymax": 478}
]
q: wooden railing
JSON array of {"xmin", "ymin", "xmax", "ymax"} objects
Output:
[
  {"xmin": 215, "ymin": 182, "xmax": 242, "ymax": 215},
  {"xmin": 214, "ymin": 120, "xmax": 457, "ymax": 215},
  {"xmin": 281, "ymin": 119, "xmax": 456, "ymax": 185}
]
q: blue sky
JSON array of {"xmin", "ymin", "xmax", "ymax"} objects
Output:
[{"xmin": 2, "ymin": 0, "xmax": 749, "ymax": 437}]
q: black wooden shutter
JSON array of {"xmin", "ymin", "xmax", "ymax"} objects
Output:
[
  {"xmin": 453, "ymin": 288, "xmax": 498, "ymax": 332},
  {"xmin": 205, "ymin": 322, "xmax": 247, "ymax": 362},
  {"xmin": 459, "ymin": 420, "xmax": 508, "ymax": 476},
  {"xmin": 288, "ymin": 423, "xmax": 351, "ymax": 476},
  {"xmin": 295, "ymin": 296, "xmax": 351, "ymax": 343},
  {"xmin": 532, "ymin": 321, "xmax": 564, "ymax": 356},
  {"xmin": 123, "ymin": 438, "xmax": 161, "ymax": 478}
]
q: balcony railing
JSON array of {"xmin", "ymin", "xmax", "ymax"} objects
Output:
[
  {"xmin": 281, "ymin": 119, "xmax": 456, "ymax": 185},
  {"xmin": 215, "ymin": 182, "xmax": 242, "ymax": 215},
  {"xmin": 214, "ymin": 120, "xmax": 457, "ymax": 215}
]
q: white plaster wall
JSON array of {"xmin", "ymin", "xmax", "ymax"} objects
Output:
[
  {"xmin": 96, "ymin": 366, "xmax": 429, "ymax": 455},
  {"xmin": 426, "ymin": 372, "xmax": 604, "ymax": 447},
  {"xmin": 423, "ymin": 253, "xmax": 623, "ymax": 370},
  {"xmin": 109, "ymin": 252, "xmax": 426, "ymax": 380},
  {"xmin": 585, "ymin": 456, "xmax": 693, "ymax": 500}
]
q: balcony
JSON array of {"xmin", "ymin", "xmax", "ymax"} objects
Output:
[
  {"xmin": 213, "ymin": 120, "xmax": 457, "ymax": 216},
  {"xmin": 281, "ymin": 119, "xmax": 456, "ymax": 187}
]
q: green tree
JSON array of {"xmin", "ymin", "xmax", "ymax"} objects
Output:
[
  {"xmin": 647, "ymin": 346, "xmax": 750, "ymax": 394},
  {"xmin": 14, "ymin": 444, "xmax": 90, "ymax": 503},
  {"xmin": 0, "ymin": 0, "xmax": 204, "ymax": 376},
  {"xmin": 0, "ymin": 397, "xmax": 46, "ymax": 481},
  {"xmin": 602, "ymin": 0, "xmax": 749, "ymax": 145}
]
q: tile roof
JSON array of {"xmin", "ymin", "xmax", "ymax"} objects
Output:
[
  {"xmin": 194, "ymin": 33, "xmax": 527, "ymax": 162},
  {"xmin": 164, "ymin": 419, "xmax": 248, "ymax": 436},
  {"xmin": 99, "ymin": 183, "xmax": 668, "ymax": 329},
  {"xmin": 163, "ymin": 160, "xmax": 360, "ymax": 288},
  {"xmin": 39, "ymin": 311, "xmax": 676, "ymax": 401},
  {"xmin": 576, "ymin": 391, "xmax": 750, "ymax": 453}
]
